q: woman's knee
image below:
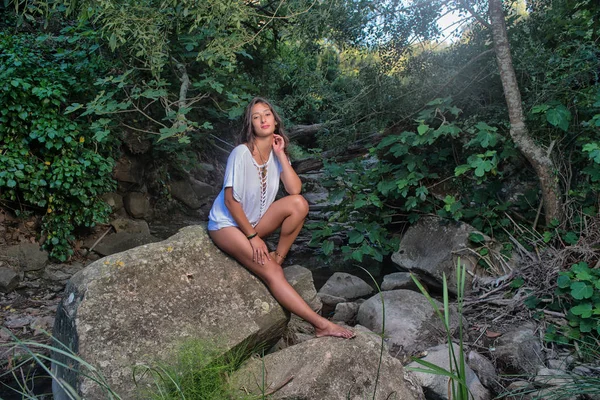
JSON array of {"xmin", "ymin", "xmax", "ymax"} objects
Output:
[{"xmin": 289, "ymin": 194, "xmax": 309, "ymax": 218}]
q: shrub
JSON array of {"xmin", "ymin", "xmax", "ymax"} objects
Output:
[{"xmin": 0, "ymin": 27, "xmax": 117, "ymax": 261}]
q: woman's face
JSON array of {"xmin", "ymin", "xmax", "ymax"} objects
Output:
[{"xmin": 250, "ymin": 102, "xmax": 276, "ymax": 137}]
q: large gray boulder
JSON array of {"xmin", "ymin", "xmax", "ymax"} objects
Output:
[
  {"xmin": 52, "ymin": 225, "xmax": 289, "ymax": 400},
  {"xmin": 391, "ymin": 217, "xmax": 481, "ymax": 294},
  {"xmin": 357, "ymin": 290, "xmax": 464, "ymax": 360},
  {"xmin": 231, "ymin": 325, "xmax": 425, "ymax": 400}
]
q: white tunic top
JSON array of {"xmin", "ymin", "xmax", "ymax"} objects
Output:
[{"xmin": 208, "ymin": 144, "xmax": 283, "ymax": 230}]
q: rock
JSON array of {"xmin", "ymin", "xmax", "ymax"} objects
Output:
[
  {"xmin": 318, "ymin": 292, "xmax": 346, "ymax": 306},
  {"xmin": 504, "ymin": 380, "xmax": 535, "ymax": 400},
  {"xmin": 89, "ymin": 232, "xmax": 161, "ymax": 257},
  {"xmin": 123, "ymin": 192, "xmax": 150, "ymax": 219},
  {"xmin": 5, "ymin": 243, "xmax": 48, "ymax": 271},
  {"xmin": 318, "ymin": 272, "xmax": 374, "ymax": 306},
  {"xmin": 546, "ymin": 354, "xmax": 574, "ymax": 370},
  {"xmin": 0, "ymin": 267, "xmax": 20, "ymax": 293},
  {"xmin": 534, "ymin": 367, "xmax": 573, "ymax": 387},
  {"xmin": 283, "ymin": 265, "xmax": 322, "ymax": 312},
  {"xmin": 43, "ymin": 263, "xmax": 84, "ymax": 284},
  {"xmin": 101, "ymin": 192, "xmax": 124, "ymax": 212},
  {"xmin": 52, "ymin": 225, "xmax": 289, "ymax": 400},
  {"xmin": 113, "ymin": 154, "xmax": 145, "ymax": 185},
  {"xmin": 189, "ymin": 177, "xmax": 216, "ymax": 200},
  {"xmin": 169, "ymin": 178, "xmax": 216, "ymax": 210},
  {"xmin": 169, "ymin": 179, "xmax": 205, "ymax": 209},
  {"xmin": 357, "ymin": 289, "xmax": 464, "ymax": 359},
  {"xmin": 493, "ymin": 324, "xmax": 544, "ymax": 375},
  {"xmin": 467, "ymin": 350, "xmax": 501, "ymax": 393},
  {"xmin": 332, "ymin": 302, "xmax": 360, "ymax": 324},
  {"xmin": 391, "ymin": 216, "xmax": 483, "ymax": 294},
  {"xmin": 231, "ymin": 325, "xmax": 425, "ymax": 400},
  {"xmin": 31, "ymin": 316, "xmax": 55, "ymax": 336},
  {"xmin": 381, "ymin": 272, "xmax": 418, "ymax": 291},
  {"xmin": 110, "ymin": 217, "xmax": 151, "ymax": 235},
  {"xmin": 5, "ymin": 315, "xmax": 33, "ymax": 329},
  {"xmin": 408, "ymin": 343, "xmax": 490, "ymax": 400}
]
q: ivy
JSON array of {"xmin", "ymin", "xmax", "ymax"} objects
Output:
[{"xmin": 0, "ymin": 28, "xmax": 117, "ymax": 261}]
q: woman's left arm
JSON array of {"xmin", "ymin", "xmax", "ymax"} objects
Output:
[{"xmin": 273, "ymin": 134, "xmax": 302, "ymax": 195}]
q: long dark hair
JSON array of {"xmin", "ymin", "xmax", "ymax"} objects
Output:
[{"xmin": 240, "ymin": 97, "xmax": 290, "ymax": 156}]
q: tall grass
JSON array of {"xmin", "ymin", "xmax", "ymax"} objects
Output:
[
  {"xmin": 0, "ymin": 328, "xmax": 121, "ymax": 400},
  {"xmin": 406, "ymin": 257, "xmax": 471, "ymax": 400},
  {"xmin": 133, "ymin": 339, "xmax": 260, "ymax": 400}
]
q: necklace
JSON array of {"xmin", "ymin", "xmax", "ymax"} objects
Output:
[{"xmin": 255, "ymin": 145, "xmax": 267, "ymax": 165}]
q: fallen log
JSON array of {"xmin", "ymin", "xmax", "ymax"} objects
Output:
[{"xmin": 292, "ymin": 133, "xmax": 381, "ymax": 174}]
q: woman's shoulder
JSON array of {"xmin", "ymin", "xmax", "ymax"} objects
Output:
[{"xmin": 230, "ymin": 144, "xmax": 250, "ymax": 158}]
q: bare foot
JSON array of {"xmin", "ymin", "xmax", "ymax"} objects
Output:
[{"xmin": 315, "ymin": 320, "xmax": 355, "ymax": 339}]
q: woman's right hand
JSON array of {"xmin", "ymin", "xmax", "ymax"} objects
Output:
[{"xmin": 249, "ymin": 235, "xmax": 270, "ymax": 265}]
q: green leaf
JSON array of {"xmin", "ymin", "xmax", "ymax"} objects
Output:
[
  {"xmin": 570, "ymin": 282, "xmax": 594, "ymax": 300},
  {"xmin": 557, "ymin": 274, "xmax": 571, "ymax": 289},
  {"xmin": 348, "ymin": 230, "xmax": 364, "ymax": 244},
  {"xmin": 454, "ymin": 164, "xmax": 471, "ymax": 176},
  {"xmin": 570, "ymin": 303, "xmax": 592, "ymax": 318},
  {"xmin": 417, "ymin": 124, "xmax": 429, "ymax": 135},
  {"xmin": 562, "ymin": 231, "xmax": 579, "ymax": 245},
  {"xmin": 322, "ymin": 240, "xmax": 334, "ymax": 256},
  {"xmin": 546, "ymin": 105, "xmax": 571, "ymax": 132}
]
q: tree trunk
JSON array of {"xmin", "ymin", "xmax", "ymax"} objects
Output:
[{"xmin": 488, "ymin": 0, "xmax": 563, "ymax": 225}]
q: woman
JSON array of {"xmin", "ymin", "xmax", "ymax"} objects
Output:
[{"xmin": 208, "ymin": 97, "xmax": 354, "ymax": 339}]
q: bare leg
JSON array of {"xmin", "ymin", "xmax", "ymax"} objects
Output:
[
  {"xmin": 254, "ymin": 195, "xmax": 308, "ymax": 265},
  {"xmin": 209, "ymin": 225, "xmax": 354, "ymax": 339}
]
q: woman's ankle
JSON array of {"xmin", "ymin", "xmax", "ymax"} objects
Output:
[{"xmin": 270, "ymin": 250, "xmax": 286, "ymax": 265}]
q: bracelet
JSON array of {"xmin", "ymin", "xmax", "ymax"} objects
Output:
[{"xmin": 246, "ymin": 232, "xmax": 258, "ymax": 240}]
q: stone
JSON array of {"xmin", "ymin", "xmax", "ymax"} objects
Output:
[
  {"xmin": 467, "ymin": 350, "xmax": 501, "ymax": 393},
  {"xmin": 381, "ymin": 272, "xmax": 418, "ymax": 291},
  {"xmin": 317, "ymin": 292, "xmax": 346, "ymax": 306},
  {"xmin": 357, "ymin": 289, "xmax": 464, "ymax": 359},
  {"xmin": 52, "ymin": 225, "xmax": 289, "ymax": 400},
  {"xmin": 101, "ymin": 192, "xmax": 124, "ymax": 212},
  {"xmin": 5, "ymin": 315, "xmax": 33, "ymax": 329},
  {"xmin": 534, "ymin": 367, "xmax": 573, "ymax": 387},
  {"xmin": 43, "ymin": 263, "xmax": 85, "ymax": 283},
  {"xmin": 90, "ymin": 232, "xmax": 161, "ymax": 257},
  {"xmin": 123, "ymin": 192, "xmax": 150, "ymax": 219},
  {"xmin": 169, "ymin": 179, "xmax": 205, "ymax": 209},
  {"xmin": 110, "ymin": 217, "xmax": 151, "ymax": 235},
  {"xmin": 408, "ymin": 343, "xmax": 490, "ymax": 400},
  {"xmin": 0, "ymin": 267, "xmax": 20, "ymax": 293},
  {"xmin": 113, "ymin": 154, "xmax": 145, "ymax": 185},
  {"xmin": 318, "ymin": 272, "xmax": 374, "ymax": 306},
  {"xmin": 231, "ymin": 325, "xmax": 425, "ymax": 400},
  {"xmin": 332, "ymin": 302, "xmax": 360, "ymax": 324},
  {"xmin": 492, "ymin": 324, "xmax": 544, "ymax": 375},
  {"xmin": 283, "ymin": 265, "xmax": 322, "ymax": 312},
  {"xmin": 189, "ymin": 177, "xmax": 216, "ymax": 200},
  {"xmin": 5, "ymin": 243, "xmax": 48, "ymax": 272},
  {"xmin": 391, "ymin": 216, "xmax": 483, "ymax": 294}
]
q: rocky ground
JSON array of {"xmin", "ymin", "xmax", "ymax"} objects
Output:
[{"xmin": 1, "ymin": 205, "xmax": 600, "ymax": 399}]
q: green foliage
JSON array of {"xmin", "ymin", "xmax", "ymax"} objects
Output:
[
  {"xmin": 309, "ymin": 98, "xmax": 515, "ymax": 262},
  {"xmin": 545, "ymin": 262, "xmax": 600, "ymax": 342},
  {"xmin": 134, "ymin": 340, "xmax": 254, "ymax": 400},
  {"xmin": 0, "ymin": 28, "xmax": 116, "ymax": 260}
]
